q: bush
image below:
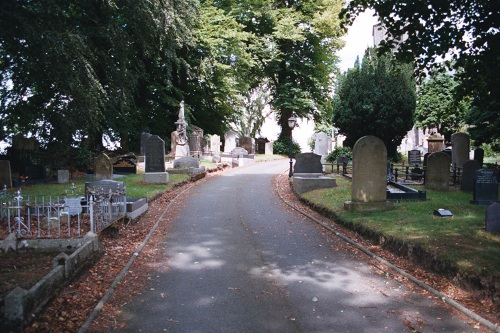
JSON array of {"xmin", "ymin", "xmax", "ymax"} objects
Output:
[
  {"xmin": 325, "ymin": 146, "xmax": 352, "ymax": 163},
  {"xmin": 273, "ymin": 138, "xmax": 301, "ymax": 157}
]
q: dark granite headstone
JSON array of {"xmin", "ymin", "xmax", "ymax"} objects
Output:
[
  {"xmin": 145, "ymin": 135, "xmax": 166, "ymax": 173},
  {"xmin": 113, "ymin": 156, "xmax": 137, "ymax": 174},
  {"xmin": 474, "ymin": 148, "xmax": 484, "ymax": 168},
  {"xmin": 0, "ymin": 160, "xmax": 12, "ymax": 188},
  {"xmin": 485, "ymin": 203, "xmax": 500, "ymax": 232},
  {"xmin": 408, "ymin": 150, "xmax": 421, "ymax": 165},
  {"xmin": 460, "ymin": 160, "xmax": 480, "ymax": 192},
  {"xmin": 25, "ymin": 164, "xmax": 46, "ymax": 180},
  {"xmin": 471, "ymin": 169, "xmax": 499, "ymax": 205},
  {"xmin": 423, "ymin": 153, "xmax": 430, "ymax": 168},
  {"xmin": 294, "ymin": 153, "xmax": 323, "ymax": 174}
]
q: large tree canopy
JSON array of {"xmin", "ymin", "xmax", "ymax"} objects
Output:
[
  {"xmin": 332, "ymin": 48, "xmax": 416, "ymax": 159},
  {"xmin": 341, "ymin": 0, "xmax": 500, "ymax": 150}
]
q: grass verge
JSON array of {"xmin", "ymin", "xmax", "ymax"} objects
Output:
[{"xmin": 299, "ymin": 176, "xmax": 500, "ymax": 277}]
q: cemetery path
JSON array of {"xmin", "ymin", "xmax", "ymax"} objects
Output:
[{"xmin": 97, "ymin": 160, "xmax": 477, "ymax": 333}]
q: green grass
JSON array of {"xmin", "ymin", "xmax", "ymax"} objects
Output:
[
  {"xmin": 300, "ymin": 176, "xmax": 500, "ymax": 276},
  {"xmin": 4, "ymin": 173, "xmax": 190, "ymax": 201}
]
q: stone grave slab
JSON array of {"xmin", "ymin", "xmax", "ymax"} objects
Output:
[
  {"xmin": 294, "ymin": 153, "xmax": 322, "ymax": 174},
  {"xmin": 425, "ymin": 152, "xmax": 451, "ymax": 191},
  {"xmin": 57, "ymin": 170, "xmax": 70, "ymax": 184},
  {"xmin": 460, "ymin": 160, "xmax": 480, "ymax": 192}
]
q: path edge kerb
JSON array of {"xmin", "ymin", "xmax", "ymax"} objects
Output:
[{"xmin": 276, "ymin": 173, "xmax": 500, "ymax": 333}]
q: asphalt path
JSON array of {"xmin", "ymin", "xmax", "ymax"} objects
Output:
[{"xmin": 116, "ymin": 160, "xmax": 474, "ymax": 333}]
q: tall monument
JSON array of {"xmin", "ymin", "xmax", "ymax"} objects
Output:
[{"xmin": 171, "ymin": 101, "xmax": 190, "ymax": 159}]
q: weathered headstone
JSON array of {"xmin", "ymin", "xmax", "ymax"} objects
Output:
[
  {"xmin": 239, "ymin": 137, "xmax": 255, "ymax": 155},
  {"xmin": 427, "ymin": 133, "xmax": 445, "ymax": 153},
  {"xmin": 451, "ymin": 132, "xmax": 470, "ymax": 169},
  {"xmin": 313, "ymin": 132, "xmax": 330, "ymax": 157},
  {"xmin": 57, "ymin": 170, "xmax": 70, "ymax": 184},
  {"xmin": 173, "ymin": 157, "xmax": 200, "ymax": 169},
  {"xmin": 145, "ymin": 135, "xmax": 166, "ymax": 173},
  {"xmin": 425, "ymin": 152, "xmax": 451, "ymax": 191},
  {"xmin": 408, "ymin": 150, "xmax": 421, "ymax": 165},
  {"xmin": 460, "ymin": 160, "xmax": 480, "ymax": 192},
  {"xmin": 188, "ymin": 126, "xmax": 204, "ymax": 155},
  {"xmin": 485, "ymin": 203, "xmax": 500, "ymax": 232},
  {"xmin": 94, "ymin": 153, "xmax": 113, "ymax": 180},
  {"xmin": 224, "ymin": 131, "xmax": 237, "ymax": 153},
  {"xmin": 265, "ymin": 141, "xmax": 274, "ymax": 155},
  {"xmin": 474, "ymin": 148, "xmax": 484, "ymax": 168},
  {"xmin": 0, "ymin": 160, "xmax": 13, "ymax": 188},
  {"xmin": 294, "ymin": 153, "xmax": 323, "ymax": 174},
  {"xmin": 471, "ymin": 169, "xmax": 499, "ymax": 205},
  {"xmin": 85, "ymin": 179, "xmax": 125, "ymax": 196},
  {"xmin": 344, "ymin": 136, "xmax": 393, "ymax": 212}
]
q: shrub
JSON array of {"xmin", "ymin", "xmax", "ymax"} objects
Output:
[
  {"xmin": 325, "ymin": 146, "xmax": 352, "ymax": 163},
  {"xmin": 273, "ymin": 138, "xmax": 301, "ymax": 157}
]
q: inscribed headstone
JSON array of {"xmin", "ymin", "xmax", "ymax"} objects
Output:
[
  {"xmin": 460, "ymin": 160, "xmax": 480, "ymax": 192},
  {"xmin": 57, "ymin": 170, "xmax": 70, "ymax": 184},
  {"xmin": 351, "ymin": 136, "xmax": 387, "ymax": 202},
  {"xmin": 113, "ymin": 156, "xmax": 137, "ymax": 174},
  {"xmin": 145, "ymin": 135, "xmax": 166, "ymax": 173},
  {"xmin": 485, "ymin": 203, "xmax": 500, "ymax": 232},
  {"xmin": 471, "ymin": 169, "xmax": 499, "ymax": 205},
  {"xmin": 224, "ymin": 131, "xmax": 237, "ymax": 153},
  {"xmin": 94, "ymin": 153, "xmax": 113, "ymax": 180},
  {"xmin": 425, "ymin": 152, "xmax": 451, "ymax": 191},
  {"xmin": 188, "ymin": 126, "xmax": 203, "ymax": 154},
  {"xmin": 0, "ymin": 160, "xmax": 13, "ymax": 188},
  {"xmin": 427, "ymin": 133, "xmax": 445, "ymax": 153},
  {"xmin": 408, "ymin": 150, "xmax": 421, "ymax": 165},
  {"xmin": 451, "ymin": 132, "xmax": 470, "ymax": 168},
  {"xmin": 294, "ymin": 153, "xmax": 323, "ymax": 174}
]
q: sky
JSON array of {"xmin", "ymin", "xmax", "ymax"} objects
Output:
[{"xmin": 261, "ymin": 10, "xmax": 379, "ymax": 152}]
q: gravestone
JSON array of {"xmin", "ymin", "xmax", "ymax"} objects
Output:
[
  {"xmin": 239, "ymin": 137, "xmax": 255, "ymax": 155},
  {"xmin": 188, "ymin": 126, "xmax": 203, "ymax": 155},
  {"xmin": 210, "ymin": 134, "xmax": 221, "ymax": 162},
  {"xmin": 57, "ymin": 170, "xmax": 70, "ymax": 184},
  {"xmin": 224, "ymin": 131, "xmax": 237, "ymax": 153},
  {"xmin": 471, "ymin": 169, "xmax": 499, "ymax": 205},
  {"xmin": 427, "ymin": 133, "xmax": 445, "ymax": 153},
  {"xmin": 451, "ymin": 132, "xmax": 470, "ymax": 168},
  {"xmin": 94, "ymin": 153, "xmax": 113, "ymax": 180},
  {"xmin": 344, "ymin": 136, "xmax": 393, "ymax": 212},
  {"xmin": 460, "ymin": 160, "xmax": 480, "ymax": 192},
  {"xmin": 173, "ymin": 157, "xmax": 200, "ymax": 169},
  {"xmin": 408, "ymin": 150, "xmax": 421, "ymax": 165},
  {"xmin": 265, "ymin": 141, "xmax": 274, "ymax": 155},
  {"xmin": 474, "ymin": 148, "xmax": 484, "ymax": 168},
  {"xmin": 313, "ymin": 132, "xmax": 330, "ymax": 157},
  {"xmin": 425, "ymin": 152, "xmax": 451, "ymax": 191},
  {"xmin": 423, "ymin": 153, "xmax": 431, "ymax": 168},
  {"xmin": 294, "ymin": 153, "xmax": 322, "ymax": 174},
  {"xmin": 145, "ymin": 135, "xmax": 166, "ymax": 173},
  {"xmin": 140, "ymin": 132, "xmax": 152, "ymax": 156},
  {"xmin": 113, "ymin": 156, "xmax": 137, "ymax": 174},
  {"xmin": 0, "ymin": 160, "xmax": 13, "ymax": 188},
  {"xmin": 231, "ymin": 147, "xmax": 249, "ymax": 167},
  {"xmin": 485, "ymin": 203, "xmax": 500, "ymax": 232},
  {"xmin": 85, "ymin": 179, "xmax": 125, "ymax": 196},
  {"xmin": 144, "ymin": 135, "xmax": 169, "ymax": 183}
]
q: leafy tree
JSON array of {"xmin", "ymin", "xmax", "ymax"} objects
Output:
[
  {"xmin": 229, "ymin": 86, "xmax": 272, "ymax": 138},
  {"xmin": 341, "ymin": 0, "xmax": 500, "ymax": 150},
  {"xmin": 0, "ymin": 0, "xmax": 197, "ymax": 162},
  {"xmin": 415, "ymin": 69, "xmax": 470, "ymax": 143},
  {"xmin": 332, "ymin": 48, "xmax": 416, "ymax": 158}
]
